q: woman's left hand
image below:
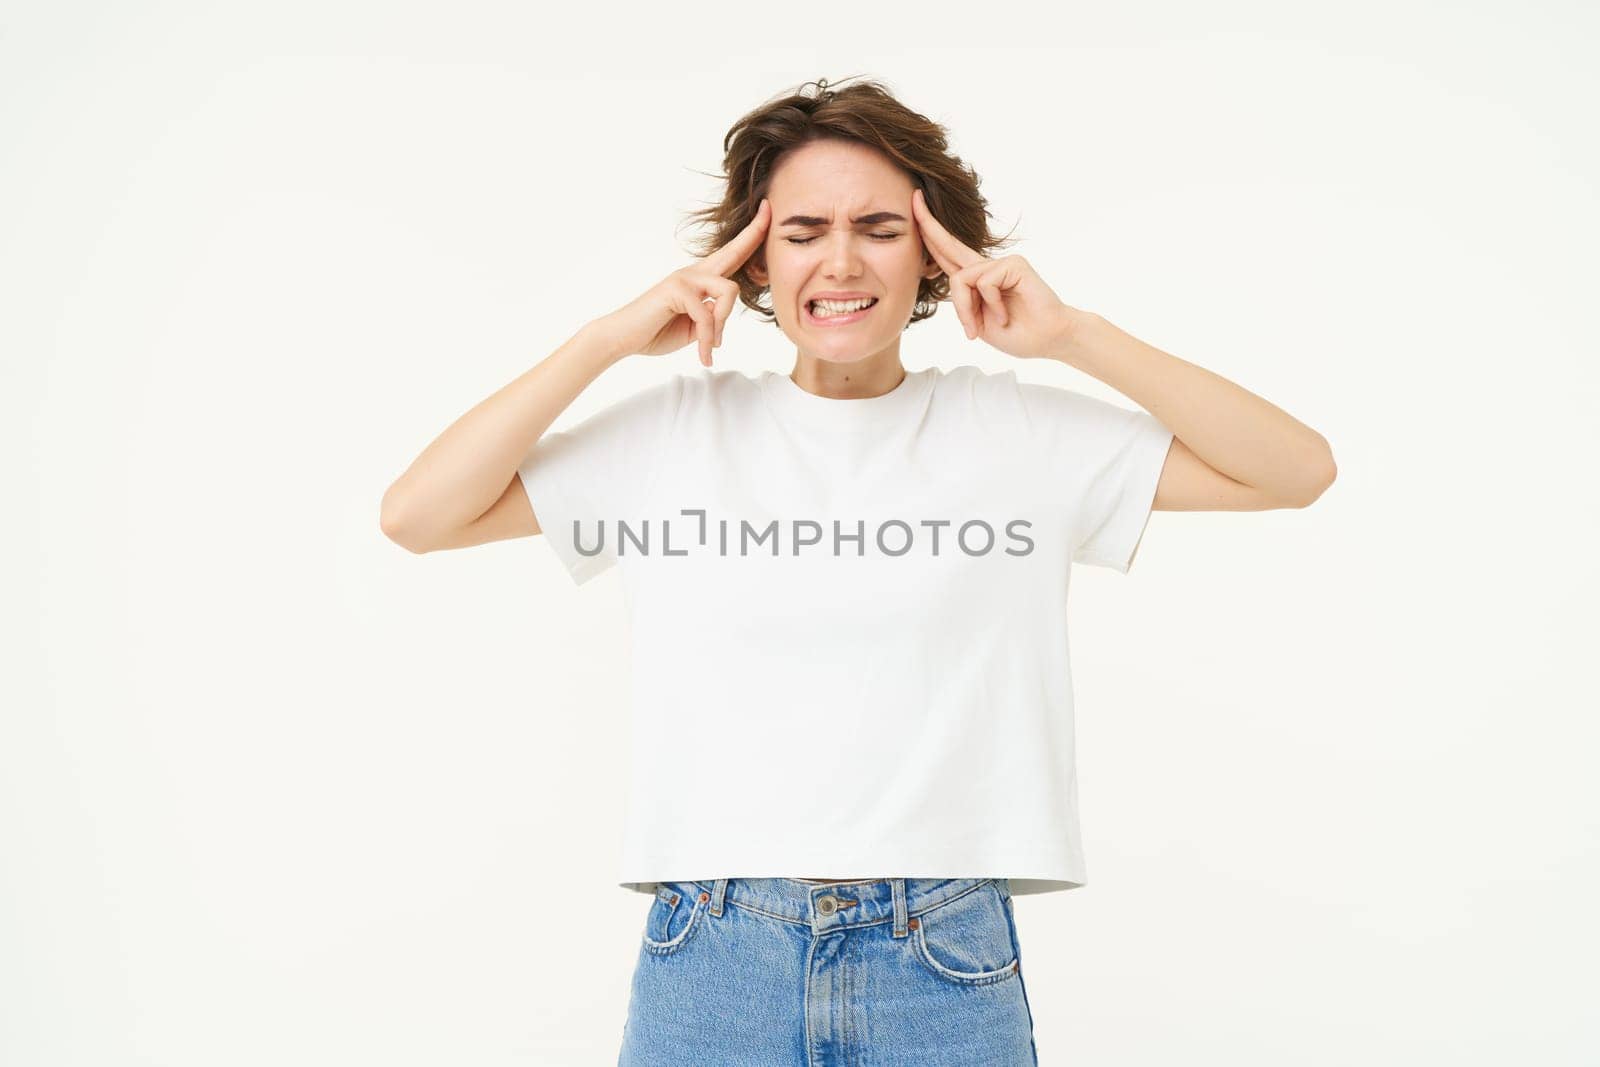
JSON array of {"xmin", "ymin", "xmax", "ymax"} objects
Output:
[{"xmin": 911, "ymin": 187, "xmax": 1077, "ymax": 360}]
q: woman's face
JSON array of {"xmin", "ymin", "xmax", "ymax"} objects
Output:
[{"xmin": 751, "ymin": 138, "xmax": 941, "ymax": 365}]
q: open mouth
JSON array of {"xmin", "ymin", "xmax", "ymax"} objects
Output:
[{"xmin": 805, "ymin": 297, "xmax": 880, "ymax": 326}]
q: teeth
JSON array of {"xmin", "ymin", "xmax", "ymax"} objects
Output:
[{"xmin": 810, "ymin": 297, "xmax": 876, "ymax": 317}]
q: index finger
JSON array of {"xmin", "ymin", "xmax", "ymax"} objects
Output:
[
  {"xmin": 703, "ymin": 197, "xmax": 772, "ymax": 278},
  {"xmin": 911, "ymin": 187, "xmax": 983, "ymax": 274}
]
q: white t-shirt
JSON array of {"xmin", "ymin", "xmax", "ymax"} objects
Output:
[{"xmin": 517, "ymin": 363, "xmax": 1174, "ymax": 896}]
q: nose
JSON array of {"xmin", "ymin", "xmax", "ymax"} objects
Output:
[{"xmin": 820, "ymin": 231, "xmax": 864, "ymax": 281}]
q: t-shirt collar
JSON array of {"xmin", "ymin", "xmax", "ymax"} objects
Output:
[{"xmin": 761, "ymin": 365, "xmax": 936, "ymax": 430}]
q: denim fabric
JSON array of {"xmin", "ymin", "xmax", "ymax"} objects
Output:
[{"xmin": 618, "ymin": 876, "xmax": 1038, "ymax": 1066}]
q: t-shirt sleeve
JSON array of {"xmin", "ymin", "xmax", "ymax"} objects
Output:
[
  {"xmin": 1016, "ymin": 379, "xmax": 1176, "ymax": 574},
  {"xmin": 516, "ymin": 374, "xmax": 685, "ymax": 587}
]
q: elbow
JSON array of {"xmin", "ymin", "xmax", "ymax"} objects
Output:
[
  {"xmin": 1290, "ymin": 447, "xmax": 1337, "ymax": 509},
  {"xmin": 1313, "ymin": 444, "xmax": 1338, "ymax": 500},
  {"xmin": 380, "ymin": 490, "xmax": 434, "ymax": 554}
]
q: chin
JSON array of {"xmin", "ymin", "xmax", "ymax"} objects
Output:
[{"xmin": 780, "ymin": 302, "xmax": 909, "ymax": 361}]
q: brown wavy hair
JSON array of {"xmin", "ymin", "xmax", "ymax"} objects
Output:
[{"xmin": 681, "ymin": 75, "xmax": 1019, "ymax": 327}]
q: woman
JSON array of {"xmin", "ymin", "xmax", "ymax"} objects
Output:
[{"xmin": 380, "ymin": 76, "xmax": 1335, "ymax": 1065}]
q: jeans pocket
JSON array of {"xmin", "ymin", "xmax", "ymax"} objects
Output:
[
  {"xmin": 641, "ymin": 881, "xmax": 708, "ymax": 957},
  {"xmin": 907, "ymin": 880, "xmax": 1021, "ymax": 987}
]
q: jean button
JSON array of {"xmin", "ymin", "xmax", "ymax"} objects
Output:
[{"xmin": 816, "ymin": 895, "xmax": 838, "ymax": 916}]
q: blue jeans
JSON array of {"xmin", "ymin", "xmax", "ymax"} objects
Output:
[{"xmin": 618, "ymin": 876, "xmax": 1039, "ymax": 1065}]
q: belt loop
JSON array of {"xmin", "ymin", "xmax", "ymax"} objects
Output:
[
  {"xmin": 892, "ymin": 878, "xmax": 908, "ymax": 938},
  {"xmin": 710, "ymin": 878, "xmax": 728, "ymax": 917}
]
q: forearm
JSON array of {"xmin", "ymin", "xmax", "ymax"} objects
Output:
[
  {"xmin": 1051, "ymin": 308, "xmax": 1336, "ymax": 506},
  {"xmin": 380, "ymin": 320, "xmax": 627, "ymax": 546}
]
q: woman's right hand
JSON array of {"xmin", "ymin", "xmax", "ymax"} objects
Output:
[{"xmin": 593, "ymin": 198, "xmax": 771, "ymax": 367}]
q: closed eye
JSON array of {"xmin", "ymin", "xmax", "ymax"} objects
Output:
[{"xmin": 785, "ymin": 233, "xmax": 901, "ymax": 245}]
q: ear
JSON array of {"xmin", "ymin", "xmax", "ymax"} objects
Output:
[{"xmin": 745, "ymin": 257, "xmax": 768, "ymax": 287}]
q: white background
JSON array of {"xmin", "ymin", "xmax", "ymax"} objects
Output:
[{"xmin": 5, "ymin": 2, "xmax": 1597, "ymax": 1064}]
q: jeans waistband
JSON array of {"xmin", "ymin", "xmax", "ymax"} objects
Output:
[{"xmin": 686, "ymin": 876, "xmax": 1003, "ymax": 937}]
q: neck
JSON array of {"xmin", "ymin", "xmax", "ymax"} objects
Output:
[{"xmin": 788, "ymin": 340, "xmax": 907, "ymax": 400}]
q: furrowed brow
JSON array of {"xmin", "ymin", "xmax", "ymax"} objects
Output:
[{"xmin": 778, "ymin": 211, "xmax": 908, "ymax": 227}]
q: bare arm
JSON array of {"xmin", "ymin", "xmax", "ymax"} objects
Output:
[
  {"xmin": 379, "ymin": 322, "xmax": 625, "ymax": 554},
  {"xmin": 904, "ymin": 188, "xmax": 1333, "ymax": 513},
  {"xmin": 1054, "ymin": 310, "xmax": 1337, "ymax": 511},
  {"xmin": 378, "ymin": 200, "xmax": 772, "ymax": 555}
]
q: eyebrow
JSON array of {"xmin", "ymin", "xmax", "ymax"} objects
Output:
[{"xmin": 777, "ymin": 211, "xmax": 908, "ymax": 227}]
